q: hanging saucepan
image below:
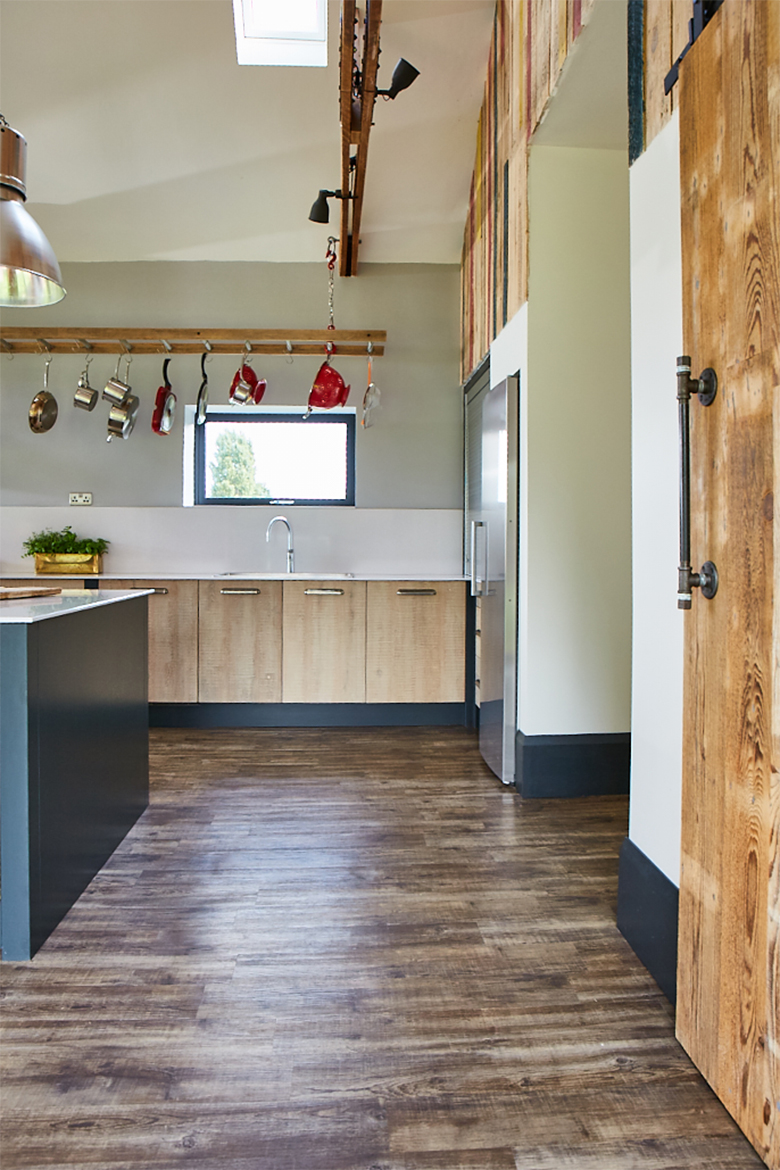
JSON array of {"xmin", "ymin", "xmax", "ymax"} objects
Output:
[
  {"xmin": 29, "ymin": 354, "xmax": 59, "ymax": 433},
  {"xmin": 107, "ymin": 393, "xmax": 140, "ymax": 442},
  {"xmin": 306, "ymin": 357, "xmax": 350, "ymax": 415},
  {"xmin": 196, "ymin": 352, "xmax": 209, "ymax": 425},
  {"xmin": 73, "ymin": 354, "xmax": 98, "ymax": 411},
  {"xmin": 229, "ymin": 360, "xmax": 258, "ymax": 405},
  {"xmin": 103, "ymin": 352, "xmax": 132, "ymax": 405},
  {"xmin": 152, "ymin": 357, "xmax": 177, "ymax": 435}
]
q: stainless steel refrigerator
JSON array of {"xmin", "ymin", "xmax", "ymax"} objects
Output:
[{"xmin": 465, "ymin": 372, "xmax": 518, "ymax": 784}]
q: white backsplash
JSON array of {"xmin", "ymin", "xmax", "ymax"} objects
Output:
[{"xmin": 0, "ymin": 507, "xmax": 464, "ymax": 577}]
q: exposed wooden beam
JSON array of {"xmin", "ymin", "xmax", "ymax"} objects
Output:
[
  {"xmin": 338, "ymin": 0, "xmax": 383, "ymax": 277},
  {"xmin": 339, "ymin": 0, "xmax": 357, "ymax": 275}
]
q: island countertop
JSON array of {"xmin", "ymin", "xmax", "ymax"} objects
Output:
[{"xmin": 0, "ymin": 588, "xmax": 153, "ymax": 624}]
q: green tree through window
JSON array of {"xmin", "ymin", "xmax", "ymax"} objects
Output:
[{"xmin": 209, "ymin": 430, "xmax": 270, "ymax": 498}]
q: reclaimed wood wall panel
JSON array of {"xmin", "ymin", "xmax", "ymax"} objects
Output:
[
  {"xmin": 677, "ymin": 3, "xmax": 780, "ymax": 1166},
  {"xmin": 644, "ymin": 0, "xmax": 673, "ymax": 145},
  {"xmin": 459, "ymin": 0, "xmax": 598, "ymax": 380}
]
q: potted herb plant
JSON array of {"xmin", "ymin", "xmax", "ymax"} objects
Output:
[{"xmin": 22, "ymin": 526, "xmax": 110, "ymax": 575}]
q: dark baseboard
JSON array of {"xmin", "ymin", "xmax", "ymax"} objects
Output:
[
  {"xmin": 150, "ymin": 703, "xmax": 467, "ymax": 728},
  {"xmin": 515, "ymin": 731, "xmax": 630, "ymax": 798},
  {"xmin": 617, "ymin": 837, "xmax": 678, "ymax": 1004}
]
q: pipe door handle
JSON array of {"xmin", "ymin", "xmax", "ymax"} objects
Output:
[{"xmin": 676, "ymin": 355, "xmax": 719, "ymax": 609}]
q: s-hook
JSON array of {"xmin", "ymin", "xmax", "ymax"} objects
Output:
[{"xmin": 676, "ymin": 355, "xmax": 719, "ymax": 609}]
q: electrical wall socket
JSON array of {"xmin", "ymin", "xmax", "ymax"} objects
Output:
[{"xmin": 69, "ymin": 492, "xmax": 93, "ymax": 506}]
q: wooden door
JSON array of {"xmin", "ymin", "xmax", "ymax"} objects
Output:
[
  {"xmin": 282, "ymin": 581, "xmax": 366, "ymax": 703},
  {"xmin": 676, "ymin": 4, "xmax": 779, "ymax": 1167},
  {"xmin": 198, "ymin": 581, "xmax": 282, "ymax": 703},
  {"xmin": 365, "ymin": 581, "xmax": 466, "ymax": 703}
]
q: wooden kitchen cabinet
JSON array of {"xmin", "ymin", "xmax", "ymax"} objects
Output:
[
  {"xmin": 198, "ymin": 580, "xmax": 282, "ymax": 703},
  {"xmin": 100, "ymin": 579, "xmax": 199, "ymax": 703},
  {"xmin": 366, "ymin": 581, "xmax": 466, "ymax": 703},
  {"xmin": 282, "ymin": 580, "xmax": 366, "ymax": 703},
  {"xmin": 1, "ymin": 578, "xmax": 73, "ymax": 591}
]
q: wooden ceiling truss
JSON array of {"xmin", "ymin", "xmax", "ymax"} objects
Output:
[{"xmin": 338, "ymin": 0, "xmax": 383, "ymax": 277}]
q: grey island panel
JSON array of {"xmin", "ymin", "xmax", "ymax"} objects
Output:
[{"xmin": 0, "ymin": 595, "xmax": 149, "ymax": 960}]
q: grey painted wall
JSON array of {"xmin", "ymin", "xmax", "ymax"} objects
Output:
[{"xmin": 0, "ymin": 261, "xmax": 461, "ymax": 508}]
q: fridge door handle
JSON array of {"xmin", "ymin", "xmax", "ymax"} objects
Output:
[
  {"xmin": 483, "ymin": 521, "xmax": 489, "ymax": 598},
  {"xmin": 470, "ymin": 520, "xmax": 484, "ymax": 597}
]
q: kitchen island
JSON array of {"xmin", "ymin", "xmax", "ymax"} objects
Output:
[{"xmin": 0, "ymin": 589, "xmax": 151, "ymax": 960}]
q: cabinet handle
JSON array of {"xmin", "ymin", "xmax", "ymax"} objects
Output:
[
  {"xmin": 220, "ymin": 588, "xmax": 261, "ymax": 595},
  {"xmin": 151, "ymin": 587, "xmax": 169, "ymax": 595},
  {"xmin": 304, "ymin": 588, "xmax": 344, "ymax": 595},
  {"xmin": 396, "ymin": 588, "xmax": 437, "ymax": 596}
]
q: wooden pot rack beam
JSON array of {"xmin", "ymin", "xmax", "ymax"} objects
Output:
[
  {"xmin": 338, "ymin": 0, "xmax": 382, "ymax": 277},
  {"xmin": 0, "ymin": 327, "xmax": 386, "ymax": 357}
]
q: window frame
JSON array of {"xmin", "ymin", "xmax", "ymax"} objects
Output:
[
  {"xmin": 194, "ymin": 409, "xmax": 356, "ymax": 507},
  {"xmin": 232, "ymin": 0, "xmax": 328, "ymax": 67}
]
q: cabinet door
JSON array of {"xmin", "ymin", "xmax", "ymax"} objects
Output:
[
  {"xmin": 198, "ymin": 581, "xmax": 281, "ymax": 703},
  {"xmin": 282, "ymin": 581, "xmax": 366, "ymax": 703},
  {"xmin": 366, "ymin": 581, "xmax": 466, "ymax": 703},
  {"xmin": 99, "ymin": 579, "xmax": 199, "ymax": 703}
]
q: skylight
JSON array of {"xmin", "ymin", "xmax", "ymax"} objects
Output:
[{"xmin": 233, "ymin": 0, "xmax": 327, "ymax": 67}]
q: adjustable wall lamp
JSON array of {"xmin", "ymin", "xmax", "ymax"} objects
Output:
[
  {"xmin": 308, "ymin": 188, "xmax": 352, "ymax": 225},
  {"xmin": 376, "ymin": 58, "xmax": 420, "ymax": 100}
]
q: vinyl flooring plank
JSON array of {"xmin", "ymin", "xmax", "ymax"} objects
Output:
[{"xmin": 0, "ymin": 728, "xmax": 764, "ymax": 1170}]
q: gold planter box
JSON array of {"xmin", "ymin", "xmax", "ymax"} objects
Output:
[{"xmin": 34, "ymin": 553, "xmax": 103, "ymax": 575}]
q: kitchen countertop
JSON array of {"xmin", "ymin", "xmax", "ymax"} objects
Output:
[
  {"xmin": 0, "ymin": 589, "xmax": 153, "ymax": 624},
  {"xmin": 1, "ymin": 572, "xmax": 468, "ymax": 582}
]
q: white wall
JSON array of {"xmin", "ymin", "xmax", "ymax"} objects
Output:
[
  {"xmin": 0, "ymin": 261, "xmax": 461, "ymax": 510},
  {"xmin": 628, "ymin": 112, "xmax": 684, "ymax": 885},
  {"xmin": 0, "ymin": 505, "xmax": 462, "ymax": 577},
  {"xmin": 522, "ymin": 145, "xmax": 632, "ymax": 736}
]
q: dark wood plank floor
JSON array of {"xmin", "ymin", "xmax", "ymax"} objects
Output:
[{"xmin": 0, "ymin": 727, "xmax": 764, "ymax": 1170}]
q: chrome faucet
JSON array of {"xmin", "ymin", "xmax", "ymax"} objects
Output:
[{"xmin": 266, "ymin": 515, "xmax": 294, "ymax": 573}]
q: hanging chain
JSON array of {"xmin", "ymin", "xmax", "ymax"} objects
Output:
[{"xmin": 326, "ymin": 237, "xmax": 338, "ymax": 332}]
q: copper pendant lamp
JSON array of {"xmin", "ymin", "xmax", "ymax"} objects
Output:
[{"xmin": 0, "ymin": 114, "xmax": 66, "ymax": 307}]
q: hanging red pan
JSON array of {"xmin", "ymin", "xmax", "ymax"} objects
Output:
[
  {"xmin": 152, "ymin": 358, "xmax": 177, "ymax": 435},
  {"xmin": 306, "ymin": 354, "xmax": 350, "ymax": 415}
]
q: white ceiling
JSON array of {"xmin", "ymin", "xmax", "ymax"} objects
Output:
[{"xmin": 0, "ymin": 0, "xmax": 497, "ymax": 266}]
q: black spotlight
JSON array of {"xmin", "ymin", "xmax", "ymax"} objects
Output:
[
  {"xmin": 309, "ymin": 189, "xmax": 334, "ymax": 223},
  {"xmin": 308, "ymin": 189, "xmax": 351, "ymax": 224},
  {"xmin": 377, "ymin": 58, "xmax": 420, "ymax": 100}
]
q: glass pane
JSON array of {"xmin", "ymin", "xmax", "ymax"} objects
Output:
[
  {"xmin": 204, "ymin": 420, "xmax": 349, "ymax": 501},
  {"xmin": 242, "ymin": 0, "xmax": 325, "ymax": 40}
]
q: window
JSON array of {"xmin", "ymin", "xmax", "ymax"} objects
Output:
[
  {"xmin": 194, "ymin": 410, "xmax": 355, "ymax": 506},
  {"xmin": 232, "ymin": 0, "xmax": 327, "ymax": 67}
]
